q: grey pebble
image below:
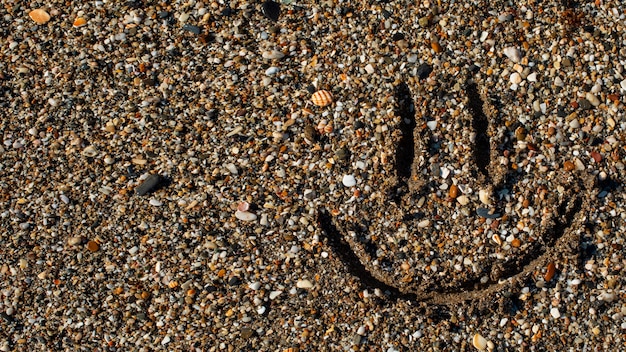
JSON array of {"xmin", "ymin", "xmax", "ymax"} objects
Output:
[
  {"xmin": 476, "ymin": 207, "xmax": 501, "ymax": 219},
  {"xmin": 135, "ymin": 174, "xmax": 162, "ymax": 196},
  {"xmin": 183, "ymin": 24, "xmax": 201, "ymax": 35}
]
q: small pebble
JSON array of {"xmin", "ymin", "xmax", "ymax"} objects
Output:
[
  {"xmin": 503, "ymin": 47, "xmax": 522, "ymax": 63},
  {"xmin": 296, "ymin": 279, "xmax": 313, "ymax": 289},
  {"xmin": 550, "ymin": 307, "xmax": 561, "ymax": 319},
  {"xmin": 342, "ymin": 175, "xmax": 356, "ymax": 187},
  {"xmin": 235, "ymin": 210, "xmax": 257, "ymax": 221},
  {"xmin": 149, "ymin": 199, "xmax": 163, "ymax": 206},
  {"xmin": 135, "ymin": 174, "xmax": 162, "ymax": 196}
]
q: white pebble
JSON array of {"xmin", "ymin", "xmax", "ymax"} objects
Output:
[
  {"xmin": 342, "ymin": 174, "xmax": 357, "ymax": 187},
  {"xmin": 269, "ymin": 290, "xmax": 282, "ymax": 300},
  {"xmin": 364, "ymin": 64, "xmax": 375, "ymax": 74},
  {"xmin": 149, "ymin": 199, "xmax": 162, "ymax": 206},
  {"xmin": 550, "ymin": 307, "xmax": 561, "ymax": 319},
  {"xmin": 510, "ymin": 72, "xmax": 522, "ymax": 84},
  {"xmin": 417, "ymin": 219, "xmax": 430, "ymax": 228},
  {"xmin": 527, "ymin": 72, "xmax": 537, "ymax": 82},
  {"xmin": 265, "ymin": 67, "xmax": 279, "ymax": 76},
  {"xmin": 554, "ymin": 76, "xmax": 564, "ymax": 87},
  {"xmin": 503, "ymin": 46, "xmax": 522, "ymax": 63},
  {"xmin": 225, "ymin": 163, "xmax": 238, "ymax": 175},
  {"xmin": 235, "ymin": 210, "xmax": 257, "ymax": 222},
  {"xmin": 296, "ymin": 279, "xmax": 313, "ymax": 289},
  {"xmin": 161, "ymin": 336, "xmax": 171, "ymax": 345},
  {"xmin": 586, "ymin": 92, "xmax": 600, "ymax": 107},
  {"xmin": 426, "ymin": 120, "xmax": 437, "ymax": 131},
  {"xmin": 129, "ymin": 246, "xmax": 138, "ymax": 255},
  {"xmin": 248, "ymin": 282, "xmax": 261, "ymax": 290},
  {"xmin": 620, "ymin": 79, "xmax": 626, "ymax": 91}
]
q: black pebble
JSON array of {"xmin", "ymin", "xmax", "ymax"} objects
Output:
[
  {"xmin": 416, "ymin": 63, "xmax": 433, "ymax": 80},
  {"xmin": 579, "ymin": 99, "xmax": 593, "ymax": 110},
  {"xmin": 262, "ymin": 0, "xmax": 280, "ymax": 21},
  {"xmin": 135, "ymin": 174, "xmax": 162, "ymax": 196}
]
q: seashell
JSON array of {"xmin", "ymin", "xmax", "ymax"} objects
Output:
[
  {"xmin": 82, "ymin": 145, "xmax": 99, "ymax": 157},
  {"xmin": 472, "ymin": 333, "xmax": 487, "ymax": 350},
  {"xmin": 73, "ymin": 17, "xmax": 87, "ymax": 27},
  {"xmin": 29, "ymin": 9, "xmax": 51, "ymax": 24},
  {"xmin": 311, "ymin": 90, "xmax": 333, "ymax": 107},
  {"xmin": 237, "ymin": 201, "xmax": 250, "ymax": 212},
  {"xmin": 478, "ymin": 189, "xmax": 492, "ymax": 205}
]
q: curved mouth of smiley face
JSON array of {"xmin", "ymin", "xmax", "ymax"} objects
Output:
[{"xmin": 319, "ymin": 78, "xmax": 597, "ymax": 304}]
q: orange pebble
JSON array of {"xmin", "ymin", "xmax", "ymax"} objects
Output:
[{"xmin": 73, "ymin": 17, "xmax": 87, "ymax": 27}]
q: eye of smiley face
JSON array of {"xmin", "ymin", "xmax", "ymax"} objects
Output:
[{"xmin": 320, "ymin": 76, "xmax": 596, "ymax": 304}]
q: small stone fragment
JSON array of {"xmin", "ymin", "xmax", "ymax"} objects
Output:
[
  {"xmin": 135, "ymin": 174, "xmax": 162, "ymax": 196},
  {"xmin": 29, "ymin": 9, "xmax": 51, "ymax": 24},
  {"xmin": 563, "ymin": 160, "xmax": 575, "ymax": 171}
]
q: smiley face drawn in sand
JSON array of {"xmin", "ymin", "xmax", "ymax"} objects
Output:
[{"xmin": 319, "ymin": 76, "xmax": 597, "ymax": 304}]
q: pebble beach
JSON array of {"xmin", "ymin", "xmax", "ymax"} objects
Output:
[{"xmin": 1, "ymin": 0, "xmax": 626, "ymax": 350}]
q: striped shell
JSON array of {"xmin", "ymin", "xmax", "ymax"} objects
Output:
[{"xmin": 311, "ymin": 90, "xmax": 333, "ymax": 107}]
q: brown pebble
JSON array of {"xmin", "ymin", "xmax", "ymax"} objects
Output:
[
  {"xmin": 511, "ymin": 238, "xmax": 521, "ymax": 248},
  {"xmin": 544, "ymin": 262, "xmax": 556, "ymax": 282},
  {"xmin": 563, "ymin": 160, "xmax": 575, "ymax": 171},
  {"xmin": 590, "ymin": 151, "xmax": 602, "ymax": 163},
  {"xmin": 87, "ymin": 240, "xmax": 100, "ymax": 252},
  {"xmin": 449, "ymin": 184, "xmax": 459, "ymax": 198},
  {"xmin": 431, "ymin": 41, "xmax": 442, "ymax": 53}
]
